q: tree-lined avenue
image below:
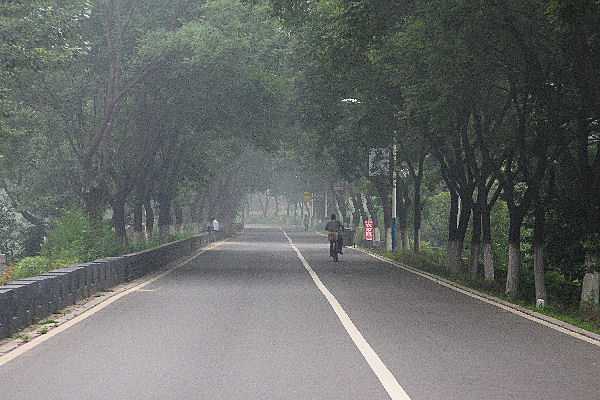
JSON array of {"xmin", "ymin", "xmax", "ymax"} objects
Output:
[{"xmin": 0, "ymin": 226, "xmax": 598, "ymax": 399}]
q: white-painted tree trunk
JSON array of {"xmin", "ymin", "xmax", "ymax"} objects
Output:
[
  {"xmin": 445, "ymin": 240, "xmax": 461, "ymax": 275},
  {"xmin": 483, "ymin": 242, "xmax": 494, "ymax": 281},
  {"xmin": 506, "ymin": 242, "xmax": 521, "ymax": 297},
  {"xmin": 533, "ymin": 244, "xmax": 547, "ymax": 305},
  {"xmin": 385, "ymin": 227, "xmax": 392, "ymax": 252},
  {"xmin": 469, "ymin": 242, "xmax": 481, "ymax": 277},
  {"xmin": 414, "ymin": 229, "xmax": 421, "ymax": 252},
  {"xmin": 581, "ymin": 254, "xmax": 599, "ymax": 306},
  {"xmin": 401, "ymin": 229, "xmax": 409, "ymax": 250}
]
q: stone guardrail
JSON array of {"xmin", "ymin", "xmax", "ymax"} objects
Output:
[{"xmin": 0, "ymin": 230, "xmax": 228, "ymax": 339}]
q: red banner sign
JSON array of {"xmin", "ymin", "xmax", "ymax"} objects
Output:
[{"xmin": 365, "ymin": 220, "xmax": 374, "ymax": 240}]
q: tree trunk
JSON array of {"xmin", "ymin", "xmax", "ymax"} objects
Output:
[
  {"xmin": 336, "ymin": 189, "xmax": 347, "ymax": 226},
  {"xmin": 373, "ymin": 182, "xmax": 392, "ymax": 251},
  {"xmin": 174, "ymin": 205, "xmax": 184, "ymax": 236},
  {"xmin": 413, "ymin": 199, "xmax": 422, "ymax": 253},
  {"xmin": 158, "ymin": 198, "xmax": 172, "ymax": 241},
  {"xmin": 481, "ymin": 209, "xmax": 495, "ymax": 281},
  {"xmin": 445, "ymin": 190, "xmax": 461, "ymax": 274},
  {"xmin": 351, "ymin": 194, "xmax": 361, "ymax": 230},
  {"xmin": 446, "ymin": 240, "xmax": 463, "ymax": 275},
  {"xmin": 355, "ymin": 194, "xmax": 368, "ymax": 225},
  {"xmin": 396, "ymin": 181, "xmax": 411, "ymax": 250},
  {"xmin": 581, "ymin": 253, "xmax": 600, "ymax": 306},
  {"xmin": 133, "ymin": 196, "xmax": 143, "ymax": 245},
  {"xmin": 112, "ymin": 196, "xmax": 127, "ymax": 247},
  {"xmin": 506, "ymin": 212, "xmax": 524, "ymax": 297},
  {"xmin": 401, "ymin": 227, "xmax": 410, "ymax": 250},
  {"xmin": 258, "ymin": 194, "xmax": 265, "ymax": 217},
  {"xmin": 264, "ymin": 192, "xmax": 269, "ymax": 217},
  {"xmin": 351, "ymin": 194, "xmax": 362, "ymax": 244},
  {"xmin": 190, "ymin": 192, "xmax": 201, "ymax": 233},
  {"xmin": 199, "ymin": 193, "xmax": 208, "ymax": 230},
  {"xmin": 397, "ymin": 199, "xmax": 408, "ymax": 250},
  {"xmin": 365, "ymin": 195, "xmax": 380, "ymax": 241},
  {"xmin": 144, "ymin": 198, "xmax": 154, "ymax": 241},
  {"xmin": 469, "ymin": 205, "xmax": 482, "ymax": 277},
  {"xmin": 81, "ymin": 187, "xmax": 103, "ymax": 227},
  {"xmin": 533, "ymin": 202, "xmax": 547, "ymax": 305},
  {"xmin": 445, "ymin": 193, "xmax": 472, "ymax": 274},
  {"xmin": 412, "ymin": 155, "xmax": 425, "ymax": 253},
  {"xmin": 413, "ymin": 228, "xmax": 421, "ymax": 253}
]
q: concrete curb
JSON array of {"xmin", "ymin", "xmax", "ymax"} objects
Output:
[{"xmin": 358, "ymin": 248, "xmax": 600, "ymax": 345}]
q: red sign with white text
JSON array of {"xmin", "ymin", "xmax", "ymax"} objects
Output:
[{"xmin": 365, "ymin": 220, "xmax": 374, "ymax": 240}]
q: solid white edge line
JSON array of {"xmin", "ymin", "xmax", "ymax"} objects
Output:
[
  {"xmin": 0, "ymin": 241, "xmax": 223, "ymax": 368},
  {"xmin": 358, "ymin": 248, "xmax": 600, "ymax": 348},
  {"xmin": 281, "ymin": 229, "xmax": 411, "ymax": 400}
]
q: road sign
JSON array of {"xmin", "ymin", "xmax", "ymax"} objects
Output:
[
  {"xmin": 303, "ymin": 192, "xmax": 311, "ymax": 202},
  {"xmin": 369, "ymin": 148, "xmax": 390, "ymax": 176},
  {"xmin": 365, "ymin": 220, "xmax": 374, "ymax": 240}
]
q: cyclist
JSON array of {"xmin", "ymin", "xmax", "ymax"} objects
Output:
[{"xmin": 325, "ymin": 214, "xmax": 344, "ymax": 257}]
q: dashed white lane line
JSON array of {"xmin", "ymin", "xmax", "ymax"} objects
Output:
[
  {"xmin": 281, "ymin": 229, "xmax": 411, "ymax": 400},
  {"xmin": 0, "ymin": 241, "xmax": 223, "ymax": 368}
]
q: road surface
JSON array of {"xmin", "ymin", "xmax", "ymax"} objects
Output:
[{"xmin": 0, "ymin": 226, "xmax": 598, "ymax": 399}]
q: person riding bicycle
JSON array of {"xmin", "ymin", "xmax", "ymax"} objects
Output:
[{"xmin": 325, "ymin": 214, "xmax": 344, "ymax": 256}]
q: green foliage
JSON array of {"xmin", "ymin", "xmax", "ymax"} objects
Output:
[
  {"xmin": 11, "ymin": 256, "xmax": 54, "ymax": 281},
  {"xmin": 420, "ymin": 191, "xmax": 449, "ymax": 248},
  {"xmin": 0, "ymin": 201, "xmax": 21, "ymax": 257},
  {"xmin": 544, "ymin": 269, "xmax": 580, "ymax": 307},
  {"xmin": 490, "ymin": 201, "xmax": 510, "ymax": 269},
  {"xmin": 41, "ymin": 207, "xmax": 120, "ymax": 265},
  {"xmin": 582, "ymin": 234, "xmax": 600, "ymax": 254}
]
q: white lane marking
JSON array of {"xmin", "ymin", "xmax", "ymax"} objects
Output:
[
  {"xmin": 0, "ymin": 241, "xmax": 223, "ymax": 368},
  {"xmin": 281, "ymin": 229, "xmax": 411, "ymax": 400},
  {"xmin": 360, "ymin": 249, "xmax": 600, "ymax": 347}
]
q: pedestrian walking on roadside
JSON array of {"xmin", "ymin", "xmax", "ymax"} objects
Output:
[
  {"xmin": 212, "ymin": 218, "xmax": 220, "ymax": 231},
  {"xmin": 303, "ymin": 215, "xmax": 310, "ymax": 231}
]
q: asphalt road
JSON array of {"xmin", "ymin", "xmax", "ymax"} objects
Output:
[{"xmin": 0, "ymin": 226, "xmax": 599, "ymax": 399}]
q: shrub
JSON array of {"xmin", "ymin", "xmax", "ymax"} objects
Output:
[
  {"xmin": 0, "ymin": 263, "xmax": 16, "ymax": 285},
  {"xmin": 10, "ymin": 256, "xmax": 54, "ymax": 280},
  {"xmin": 545, "ymin": 269, "xmax": 580, "ymax": 307},
  {"xmin": 41, "ymin": 207, "xmax": 120, "ymax": 264}
]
